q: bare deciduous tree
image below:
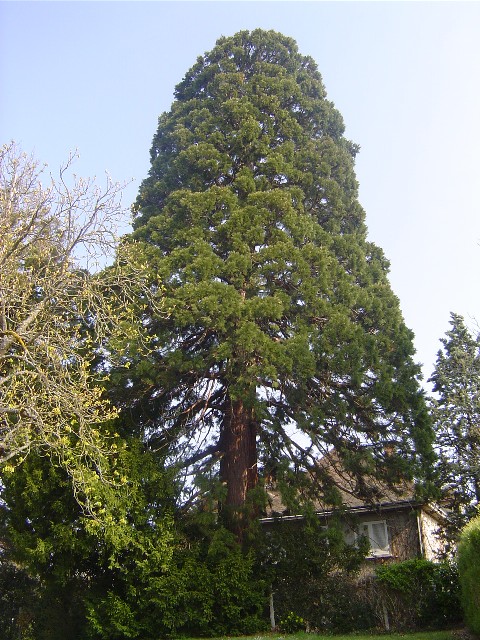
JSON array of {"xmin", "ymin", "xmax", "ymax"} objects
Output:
[{"xmin": 0, "ymin": 142, "xmax": 162, "ymax": 516}]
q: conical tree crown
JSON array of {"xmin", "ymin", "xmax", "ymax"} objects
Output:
[
  {"xmin": 129, "ymin": 30, "xmax": 433, "ymax": 511},
  {"xmin": 430, "ymin": 313, "xmax": 480, "ymax": 527},
  {"xmin": 135, "ymin": 30, "xmax": 361, "ymax": 234}
]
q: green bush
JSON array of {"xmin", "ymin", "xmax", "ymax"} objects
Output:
[
  {"xmin": 458, "ymin": 514, "xmax": 480, "ymax": 635},
  {"xmin": 86, "ymin": 526, "xmax": 268, "ymax": 639},
  {"xmin": 374, "ymin": 558, "xmax": 461, "ymax": 629},
  {"xmin": 0, "ymin": 563, "xmax": 38, "ymax": 640},
  {"xmin": 322, "ymin": 578, "xmax": 375, "ymax": 633},
  {"xmin": 279, "ymin": 611, "xmax": 306, "ymax": 633},
  {"xmin": 261, "ymin": 521, "xmax": 375, "ymax": 633}
]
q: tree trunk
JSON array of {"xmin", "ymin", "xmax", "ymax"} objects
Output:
[{"xmin": 219, "ymin": 396, "xmax": 258, "ymax": 536}]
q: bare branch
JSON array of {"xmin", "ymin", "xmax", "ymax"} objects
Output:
[{"xmin": 0, "ymin": 142, "xmax": 165, "ymax": 519}]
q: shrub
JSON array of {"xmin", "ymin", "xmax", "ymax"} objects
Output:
[
  {"xmin": 373, "ymin": 558, "xmax": 461, "ymax": 629},
  {"xmin": 279, "ymin": 611, "xmax": 306, "ymax": 633},
  {"xmin": 86, "ymin": 526, "xmax": 268, "ymax": 639},
  {"xmin": 458, "ymin": 514, "xmax": 480, "ymax": 635},
  {"xmin": 261, "ymin": 521, "xmax": 375, "ymax": 633},
  {"xmin": 0, "ymin": 563, "xmax": 38, "ymax": 640},
  {"xmin": 322, "ymin": 578, "xmax": 375, "ymax": 633}
]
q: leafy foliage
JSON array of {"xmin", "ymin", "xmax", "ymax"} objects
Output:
[
  {"xmin": 0, "ymin": 562, "xmax": 38, "ymax": 640},
  {"xmin": 85, "ymin": 524, "xmax": 267, "ymax": 639},
  {"xmin": 0, "ymin": 442, "xmax": 176, "ymax": 639},
  {"xmin": 0, "ymin": 30, "xmax": 446, "ymax": 638},
  {"xmin": 0, "ymin": 455, "xmax": 97, "ymax": 638},
  {"xmin": 0, "ymin": 142, "xmax": 165, "ymax": 519},
  {"xmin": 429, "ymin": 313, "xmax": 480, "ymax": 538},
  {"xmin": 123, "ymin": 28, "xmax": 433, "ymax": 531},
  {"xmin": 374, "ymin": 558, "xmax": 461, "ymax": 629},
  {"xmin": 457, "ymin": 513, "xmax": 480, "ymax": 635},
  {"xmin": 258, "ymin": 518, "xmax": 372, "ymax": 633},
  {"xmin": 279, "ymin": 611, "xmax": 306, "ymax": 633}
]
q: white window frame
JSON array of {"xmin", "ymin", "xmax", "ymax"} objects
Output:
[{"xmin": 357, "ymin": 520, "xmax": 391, "ymax": 558}]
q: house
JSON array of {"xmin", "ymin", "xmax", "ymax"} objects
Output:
[{"xmin": 260, "ymin": 450, "xmax": 448, "ymax": 567}]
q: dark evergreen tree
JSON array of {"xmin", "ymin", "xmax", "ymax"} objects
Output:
[
  {"xmin": 430, "ymin": 313, "xmax": 480, "ymax": 534},
  {"xmin": 0, "ymin": 442, "xmax": 178, "ymax": 639},
  {"xmin": 0, "ymin": 455, "xmax": 98, "ymax": 639},
  {"xmin": 126, "ymin": 29, "xmax": 433, "ymax": 533}
]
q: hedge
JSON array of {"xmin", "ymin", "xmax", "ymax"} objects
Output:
[{"xmin": 458, "ymin": 513, "xmax": 480, "ymax": 635}]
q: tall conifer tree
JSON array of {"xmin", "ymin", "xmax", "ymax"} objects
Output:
[
  {"xmin": 127, "ymin": 30, "xmax": 433, "ymax": 532},
  {"xmin": 430, "ymin": 313, "xmax": 480, "ymax": 534}
]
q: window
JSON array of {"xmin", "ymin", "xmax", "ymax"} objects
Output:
[{"xmin": 358, "ymin": 520, "xmax": 391, "ymax": 557}]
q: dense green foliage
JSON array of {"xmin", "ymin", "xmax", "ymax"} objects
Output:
[
  {"xmin": 259, "ymin": 518, "xmax": 373, "ymax": 633},
  {"xmin": 1, "ymin": 30, "xmax": 455, "ymax": 639},
  {"xmin": 457, "ymin": 513, "xmax": 480, "ymax": 635},
  {"xmin": 123, "ymin": 28, "xmax": 434, "ymax": 529},
  {"xmin": 1, "ymin": 456, "xmax": 101, "ymax": 638},
  {"xmin": 279, "ymin": 611, "xmax": 307, "ymax": 633},
  {"xmin": 374, "ymin": 559, "xmax": 461, "ymax": 629},
  {"xmin": 429, "ymin": 313, "xmax": 480, "ymax": 538},
  {"xmin": 0, "ymin": 562, "xmax": 38, "ymax": 640},
  {"xmin": 0, "ymin": 443, "xmax": 176, "ymax": 639},
  {"xmin": 0, "ymin": 447, "xmax": 268, "ymax": 638},
  {"xmin": 172, "ymin": 633, "xmax": 463, "ymax": 640},
  {"xmin": 86, "ymin": 524, "xmax": 267, "ymax": 639}
]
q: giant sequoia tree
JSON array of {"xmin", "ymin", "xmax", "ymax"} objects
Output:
[{"xmin": 127, "ymin": 30, "xmax": 433, "ymax": 531}]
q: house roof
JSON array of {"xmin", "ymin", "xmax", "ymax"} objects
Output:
[{"xmin": 264, "ymin": 448, "xmax": 418, "ymax": 519}]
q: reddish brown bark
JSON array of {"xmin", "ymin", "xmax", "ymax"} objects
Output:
[{"xmin": 219, "ymin": 396, "xmax": 258, "ymax": 536}]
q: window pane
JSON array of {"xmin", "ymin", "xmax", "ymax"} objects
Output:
[
  {"xmin": 370, "ymin": 522, "xmax": 389, "ymax": 553},
  {"xmin": 348, "ymin": 521, "xmax": 390, "ymax": 556}
]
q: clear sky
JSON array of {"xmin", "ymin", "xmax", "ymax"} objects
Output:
[{"xmin": 1, "ymin": 1, "xmax": 480, "ymax": 386}]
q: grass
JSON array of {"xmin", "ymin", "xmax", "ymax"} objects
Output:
[{"xmin": 198, "ymin": 631, "xmax": 467, "ymax": 640}]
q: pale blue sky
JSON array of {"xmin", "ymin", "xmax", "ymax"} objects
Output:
[{"xmin": 1, "ymin": 1, "xmax": 480, "ymax": 384}]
